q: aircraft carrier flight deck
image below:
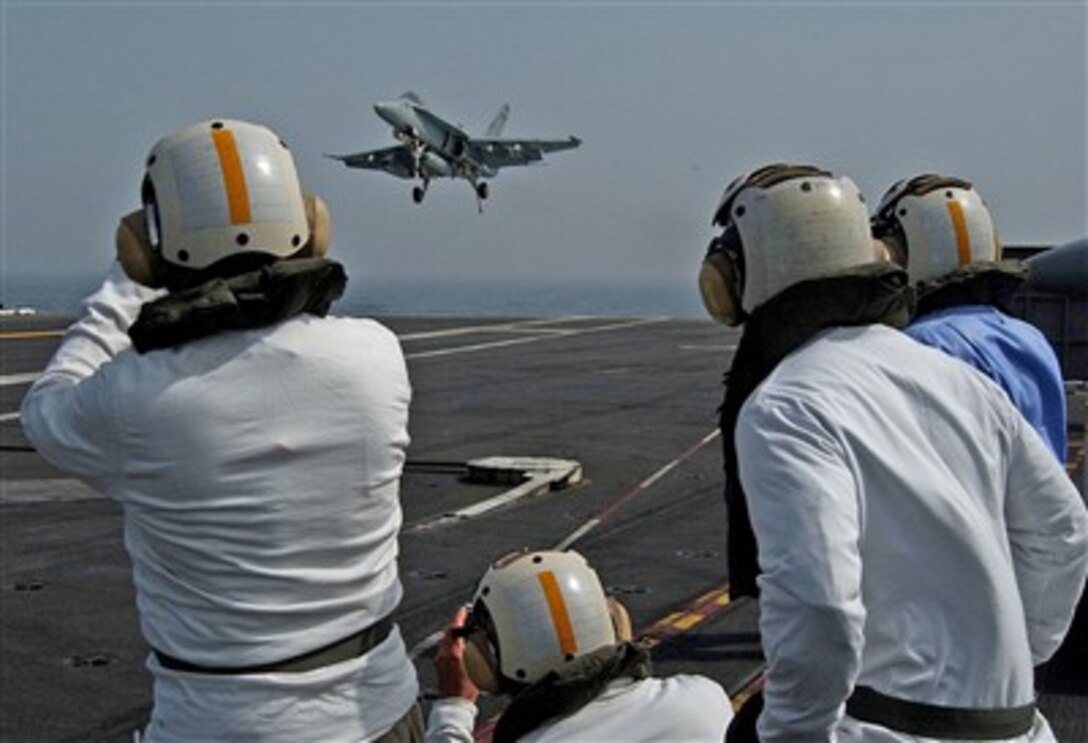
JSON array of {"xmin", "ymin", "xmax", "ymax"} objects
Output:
[{"xmin": 2, "ymin": 313, "xmax": 1083, "ymax": 742}]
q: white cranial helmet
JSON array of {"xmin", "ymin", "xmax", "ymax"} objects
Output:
[
  {"xmin": 469, "ymin": 550, "xmax": 617, "ymax": 687},
  {"xmin": 711, "ymin": 164, "xmax": 874, "ymax": 314},
  {"xmin": 872, "ymin": 174, "xmax": 999, "ymax": 284},
  {"xmin": 142, "ymin": 119, "xmax": 309, "ymax": 270}
]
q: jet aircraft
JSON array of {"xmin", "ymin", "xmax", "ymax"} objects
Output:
[{"xmin": 326, "ymin": 92, "xmax": 581, "ymax": 211}]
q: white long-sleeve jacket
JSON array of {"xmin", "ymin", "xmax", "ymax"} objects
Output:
[
  {"xmin": 21, "ymin": 263, "xmax": 419, "ymax": 742},
  {"xmin": 425, "ymin": 675, "xmax": 733, "ymax": 743},
  {"xmin": 737, "ymin": 324, "xmax": 1087, "ymax": 743}
]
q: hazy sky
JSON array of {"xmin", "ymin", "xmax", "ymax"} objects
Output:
[{"xmin": 3, "ymin": 1, "xmax": 1086, "ymax": 294}]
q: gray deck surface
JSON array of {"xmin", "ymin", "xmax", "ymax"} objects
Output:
[{"xmin": 2, "ymin": 314, "xmax": 1083, "ymax": 741}]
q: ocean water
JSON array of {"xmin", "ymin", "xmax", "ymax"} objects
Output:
[{"xmin": 2, "ymin": 273, "xmax": 707, "ymax": 319}]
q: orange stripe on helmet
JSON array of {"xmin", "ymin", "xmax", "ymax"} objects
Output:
[
  {"xmin": 946, "ymin": 199, "xmax": 972, "ymax": 266},
  {"xmin": 211, "ymin": 128, "xmax": 252, "ymax": 224},
  {"xmin": 537, "ymin": 571, "xmax": 578, "ymax": 656}
]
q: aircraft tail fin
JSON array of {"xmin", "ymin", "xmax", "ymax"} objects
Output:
[{"xmin": 485, "ymin": 104, "xmax": 510, "ymax": 137}]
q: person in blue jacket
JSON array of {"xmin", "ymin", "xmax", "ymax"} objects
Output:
[{"xmin": 871, "ymin": 173, "xmax": 1067, "ymax": 462}]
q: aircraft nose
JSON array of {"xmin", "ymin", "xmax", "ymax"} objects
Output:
[{"xmin": 374, "ymin": 101, "xmax": 398, "ymax": 124}]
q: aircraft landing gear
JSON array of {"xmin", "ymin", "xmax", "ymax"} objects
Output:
[
  {"xmin": 412, "ymin": 178, "xmax": 430, "ymax": 204},
  {"xmin": 471, "ymin": 180, "xmax": 489, "ymax": 214}
]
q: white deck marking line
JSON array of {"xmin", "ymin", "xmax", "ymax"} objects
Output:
[
  {"xmin": 679, "ymin": 344, "xmax": 738, "ymax": 352},
  {"xmin": 405, "ymin": 458, "xmax": 581, "ymax": 534},
  {"xmin": 2, "ymin": 373, "xmax": 43, "ymax": 422},
  {"xmin": 405, "ymin": 474, "xmax": 552, "ymax": 531},
  {"xmin": 553, "ymin": 427, "xmax": 720, "ymax": 552},
  {"xmin": 1, "ymin": 478, "xmax": 105, "ymax": 504},
  {"xmin": 408, "ymin": 629, "xmax": 447, "ymax": 660},
  {"xmin": 404, "ymin": 317, "xmax": 668, "ymax": 360},
  {"xmin": 399, "ymin": 316, "xmax": 594, "ymax": 341},
  {"xmin": 0, "ymin": 372, "xmax": 41, "ymax": 387}
]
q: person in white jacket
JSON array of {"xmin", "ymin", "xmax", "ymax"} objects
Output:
[
  {"xmin": 21, "ymin": 120, "xmax": 422, "ymax": 742},
  {"xmin": 424, "ymin": 550, "xmax": 733, "ymax": 743},
  {"xmin": 698, "ymin": 163, "xmax": 1087, "ymax": 743}
]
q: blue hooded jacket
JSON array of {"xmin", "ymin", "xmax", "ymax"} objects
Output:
[{"xmin": 906, "ymin": 304, "xmax": 1067, "ymax": 461}]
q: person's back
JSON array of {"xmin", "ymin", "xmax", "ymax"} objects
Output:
[
  {"xmin": 738, "ymin": 325, "xmax": 1084, "ymax": 743},
  {"xmin": 517, "ymin": 674, "xmax": 729, "ymax": 743},
  {"xmin": 28, "ymin": 309, "xmax": 410, "ymax": 660},
  {"xmin": 21, "ymin": 120, "xmax": 421, "ymax": 742}
]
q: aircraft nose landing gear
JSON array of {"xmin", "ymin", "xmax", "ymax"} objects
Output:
[{"xmin": 472, "ymin": 180, "xmax": 489, "ymax": 213}]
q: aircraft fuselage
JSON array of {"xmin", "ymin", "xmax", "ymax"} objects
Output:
[{"xmin": 373, "ymin": 98, "xmax": 474, "ymax": 173}]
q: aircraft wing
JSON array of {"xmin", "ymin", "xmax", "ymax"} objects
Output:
[
  {"xmin": 470, "ymin": 136, "xmax": 582, "ymax": 169},
  {"xmin": 325, "ymin": 145, "xmax": 415, "ymax": 179}
]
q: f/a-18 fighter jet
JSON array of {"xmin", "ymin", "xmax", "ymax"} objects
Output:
[{"xmin": 326, "ymin": 92, "xmax": 581, "ymax": 212}]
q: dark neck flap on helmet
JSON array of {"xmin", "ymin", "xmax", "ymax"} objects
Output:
[
  {"xmin": 915, "ymin": 260, "xmax": 1028, "ymax": 318},
  {"xmin": 493, "ymin": 641, "xmax": 652, "ymax": 743},
  {"xmin": 128, "ymin": 258, "xmax": 347, "ymax": 353}
]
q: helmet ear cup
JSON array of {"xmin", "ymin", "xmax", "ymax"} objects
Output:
[
  {"xmin": 699, "ymin": 250, "xmax": 745, "ymax": 326},
  {"xmin": 606, "ymin": 597, "xmax": 633, "ymax": 643},
  {"xmin": 300, "ymin": 193, "xmax": 331, "ymax": 259},
  {"xmin": 463, "ymin": 632, "xmax": 502, "ymax": 694},
  {"xmin": 116, "ymin": 210, "xmax": 168, "ymax": 288},
  {"xmin": 873, "ymin": 233, "xmax": 908, "ymax": 266}
]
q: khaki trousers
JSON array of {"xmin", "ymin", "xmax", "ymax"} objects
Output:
[{"xmin": 375, "ymin": 701, "xmax": 424, "ymax": 743}]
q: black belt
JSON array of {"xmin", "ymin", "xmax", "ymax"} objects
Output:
[
  {"xmin": 154, "ymin": 615, "xmax": 395, "ymax": 675},
  {"xmin": 846, "ymin": 685, "xmax": 1036, "ymax": 741}
]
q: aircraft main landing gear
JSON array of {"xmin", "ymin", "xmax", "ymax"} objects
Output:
[{"xmin": 412, "ymin": 177, "xmax": 430, "ymax": 204}]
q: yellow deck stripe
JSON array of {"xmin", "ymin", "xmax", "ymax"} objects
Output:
[
  {"xmin": 639, "ymin": 585, "xmax": 732, "ymax": 648},
  {"xmin": 946, "ymin": 200, "xmax": 972, "ymax": 266},
  {"xmin": 673, "ymin": 614, "xmax": 704, "ymax": 631},
  {"xmin": 537, "ymin": 571, "xmax": 578, "ymax": 656},
  {"xmin": 0, "ymin": 330, "xmax": 64, "ymax": 340},
  {"xmin": 211, "ymin": 128, "xmax": 251, "ymax": 224},
  {"xmin": 730, "ymin": 674, "xmax": 765, "ymax": 712}
]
